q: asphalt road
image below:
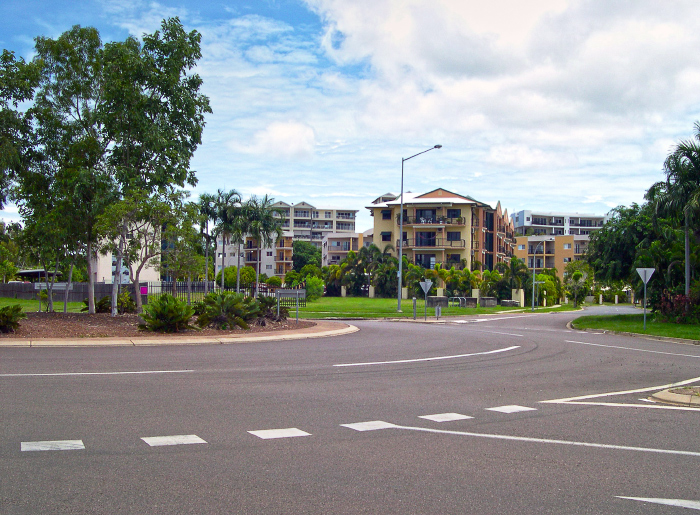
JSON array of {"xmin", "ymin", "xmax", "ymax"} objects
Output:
[{"xmin": 2, "ymin": 306, "xmax": 699, "ymax": 514}]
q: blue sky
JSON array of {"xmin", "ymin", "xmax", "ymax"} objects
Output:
[{"xmin": 4, "ymin": 0, "xmax": 700, "ymax": 232}]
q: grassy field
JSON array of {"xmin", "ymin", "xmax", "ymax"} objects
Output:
[
  {"xmin": 0, "ymin": 297, "xmax": 84, "ymax": 313},
  {"xmin": 296, "ymin": 296, "xmax": 575, "ymax": 319},
  {"xmin": 571, "ymin": 314, "xmax": 700, "ymax": 341}
]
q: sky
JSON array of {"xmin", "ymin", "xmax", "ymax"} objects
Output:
[{"xmin": 3, "ymin": 0, "xmax": 700, "ymax": 233}]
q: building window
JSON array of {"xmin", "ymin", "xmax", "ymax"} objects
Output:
[
  {"xmin": 266, "ymin": 264, "xmax": 273, "ymax": 270},
  {"xmin": 267, "ymin": 251, "xmax": 273, "ymax": 257},
  {"xmin": 518, "ymin": 244, "xmax": 525, "ymax": 250},
  {"xmin": 526, "ymin": 217, "xmax": 530, "ymax": 222},
  {"xmin": 446, "ymin": 208, "xmax": 461, "ymax": 219},
  {"xmin": 563, "ymin": 257, "xmax": 572, "ymax": 262},
  {"xmin": 563, "ymin": 243, "xmax": 571, "ymax": 249},
  {"xmin": 446, "ymin": 231, "xmax": 461, "ymax": 241},
  {"xmin": 381, "ymin": 232, "xmax": 391, "ymax": 242},
  {"xmin": 381, "ymin": 209, "xmax": 391, "ymax": 220},
  {"xmin": 325, "ymin": 211, "xmax": 332, "ymax": 218}
]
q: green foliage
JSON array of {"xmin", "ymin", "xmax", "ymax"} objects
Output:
[
  {"xmin": 284, "ymin": 270, "xmax": 301, "ymax": 286},
  {"xmin": 266, "ymin": 276, "xmax": 282, "ymax": 287},
  {"xmin": 300, "ymin": 263, "xmax": 322, "ymax": 279},
  {"xmin": 256, "ymin": 295, "xmax": 288, "ymax": 323},
  {"xmin": 292, "ymin": 240, "xmax": 321, "ymax": 271},
  {"xmin": 139, "ymin": 294, "xmax": 197, "ymax": 333},
  {"xmin": 81, "ymin": 292, "xmax": 136, "ymax": 314},
  {"xmin": 0, "ymin": 304, "xmax": 26, "ymax": 332},
  {"xmin": 195, "ymin": 291, "xmax": 259, "ymax": 330},
  {"xmin": 305, "ymin": 276, "xmax": 324, "ymax": 301},
  {"xmin": 82, "ymin": 295, "xmax": 111, "ymax": 313}
]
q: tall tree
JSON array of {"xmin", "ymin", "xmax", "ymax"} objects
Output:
[
  {"xmin": 197, "ymin": 192, "xmax": 218, "ymax": 292},
  {"xmin": 213, "ymin": 189, "xmax": 242, "ymax": 290},
  {"xmin": 246, "ymin": 195, "xmax": 283, "ymax": 298}
]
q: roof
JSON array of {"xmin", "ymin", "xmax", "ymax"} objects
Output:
[{"xmin": 367, "ymin": 190, "xmax": 479, "ymax": 209}]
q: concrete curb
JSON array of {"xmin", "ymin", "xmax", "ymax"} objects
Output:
[
  {"xmin": 0, "ymin": 320, "xmax": 359, "ymax": 348},
  {"xmin": 566, "ymin": 321, "xmax": 700, "ymax": 346},
  {"xmin": 651, "ymin": 389, "xmax": 700, "ymax": 407}
]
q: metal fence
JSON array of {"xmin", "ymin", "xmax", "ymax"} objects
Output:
[{"xmin": 144, "ymin": 281, "xmax": 306, "ymax": 307}]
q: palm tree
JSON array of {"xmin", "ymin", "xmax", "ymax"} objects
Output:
[
  {"xmin": 197, "ymin": 193, "xmax": 217, "ymax": 293},
  {"xmin": 246, "ymin": 195, "xmax": 283, "ymax": 298},
  {"xmin": 647, "ymin": 133, "xmax": 700, "ymax": 297},
  {"xmin": 213, "ymin": 189, "xmax": 242, "ymax": 290}
]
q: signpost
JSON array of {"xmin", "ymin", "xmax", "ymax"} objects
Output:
[
  {"xmin": 636, "ymin": 268, "xmax": 654, "ymax": 330},
  {"xmin": 419, "ymin": 280, "xmax": 433, "ymax": 321}
]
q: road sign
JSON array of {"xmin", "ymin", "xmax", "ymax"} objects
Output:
[
  {"xmin": 419, "ymin": 280, "xmax": 433, "ymax": 294},
  {"xmin": 636, "ymin": 268, "xmax": 654, "ymax": 284}
]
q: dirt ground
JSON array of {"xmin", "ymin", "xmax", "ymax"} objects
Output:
[{"xmin": 1, "ymin": 312, "xmax": 315, "ymax": 339}]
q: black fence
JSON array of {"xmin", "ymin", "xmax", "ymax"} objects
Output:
[{"xmin": 144, "ymin": 282, "xmax": 306, "ymax": 307}]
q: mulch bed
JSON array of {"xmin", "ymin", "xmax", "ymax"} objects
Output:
[{"xmin": 1, "ymin": 312, "xmax": 315, "ymax": 339}]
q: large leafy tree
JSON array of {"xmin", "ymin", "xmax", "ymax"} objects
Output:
[{"xmin": 292, "ymin": 240, "xmax": 321, "ymax": 272}]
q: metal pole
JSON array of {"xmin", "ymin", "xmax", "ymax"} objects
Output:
[
  {"xmin": 643, "ymin": 278, "xmax": 647, "ymax": 330},
  {"xmin": 397, "ymin": 158, "xmax": 405, "ymax": 312}
]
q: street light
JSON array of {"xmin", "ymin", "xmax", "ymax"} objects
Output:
[
  {"xmin": 397, "ymin": 145, "xmax": 442, "ymax": 312},
  {"xmin": 531, "ymin": 237, "xmax": 554, "ymax": 311}
]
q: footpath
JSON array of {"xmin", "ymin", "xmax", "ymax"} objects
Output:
[{"xmin": 0, "ymin": 320, "xmax": 359, "ymax": 348}]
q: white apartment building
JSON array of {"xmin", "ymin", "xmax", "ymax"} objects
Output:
[{"xmin": 512, "ymin": 210, "xmax": 608, "ymax": 237}]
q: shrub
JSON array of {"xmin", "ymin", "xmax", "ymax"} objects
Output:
[
  {"xmin": 305, "ymin": 276, "xmax": 324, "ymax": 301},
  {"xmin": 255, "ymin": 295, "xmax": 288, "ymax": 325},
  {"xmin": 196, "ymin": 291, "xmax": 259, "ymax": 330},
  {"xmin": 81, "ymin": 292, "xmax": 136, "ymax": 314},
  {"xmin": 266, "ymin": 276, "xmax": 282, "ymax": 287},
  {"xmin": 0, "ymin": 305, "xmax": 26, "ymax": 333},
  {"xmin": 81, "ymin": 296, "xmax": 112, "ymax": 313},
  {"xmin": 139, "ymin": 294, "xmax": 197, "ymax": 333}
]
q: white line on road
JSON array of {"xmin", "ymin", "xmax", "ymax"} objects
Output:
[
  {"xmin": 565, "ymin": 340, "xmax": 700, "ymax": 359},
  {"xmin": 248, "ymin": 428, "xmax": 312, "ymax": 439},
  {"xmin": 617, "ymin": 497, "xmax": 700, "ymax": 510},
  {"xmin": 463, "ymin": 329, "xmax": 524, "ymax": 337},
  {"xmin": 21, "ymin": 440, "xmax": 85, "ymax": 451},
  {"xmin": 333, "ymin": 345, "xmax": 520, "ymax": 367},
  {"xmin": 340, "ymin": 421, "xmax": 700, "ymax": 457},
  {"xmin": 542, "ymin": 376, "xmax": 700, "ymax": 404},
  {"xmin": 0, "ymin": 370, "xmax": 195, "ymax": 377},
  {"xmin": 141, "ymin": 434, "xmax": 207, "ymax": 447}
]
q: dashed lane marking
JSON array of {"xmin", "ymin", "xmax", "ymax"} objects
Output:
[
  {"xmin": 617, "ymin": 497, "xmax": 700, "ymax": 510},
  {"xmin": 21, "ymin": 440, "xmax": 85, "ymax": 451},
  {"xmin": 486, "ymin": 405, "xmax": 537, "ymax": 414},
  {"xmin": 419, "ymin": 413, "xmax": 473, "ymax": 422},
  {"xmin": 248, "ymin": 428, "xmax": 311, "ymax": 439},
  {"xmin": 141, "ymin": 435, "xmax": 207, "ymax": 446},
  {"xmin": 339, "ymin": 421, "xmax": 700, "ymax": 457},
  {"xmin": 333, "ymin": 345, "xmax": 520, "ymax": 367}
]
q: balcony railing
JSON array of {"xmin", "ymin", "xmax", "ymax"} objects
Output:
[
  {"xmin": 398, "ymin": 238, "xmax": 466, "ymax": 249},
  {"xmin": 399, "ymin": 215, "xmax": 466, "ymax": 226}
]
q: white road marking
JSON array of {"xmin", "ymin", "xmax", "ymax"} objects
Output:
[
  {"xmin": 21, "ymin": 440, "xmax": 85, "ymax": 451},
  {"xmin": 419, "ymin": 413, "xmax": 473, "ymax": 422},
  {"xmin": 248, "ymin": 428, "xmax": 311, "ymax": 439},
  {"xmin": 1, "ymin": 370, "xmax": 195, "ymax": 378},
  {"xmin": 486, "ymin": 405, "xmax": 537, "ymax": 414},
  {"xmin": 470, "ymin": 314, "xmax": 539, "ymax": 323},
  {"xmin": 333, "ymin": 345, "xmax": 520, "ymax": 367},
  {"xmin": 617, "ymin": 497, "xmax": 700, "ymax": 510},
  {"xmin": 341, "ymin": 421, "xmax": 398, "ymax": 431},
  {"xmin": 565, "ymin": 340, "xmax": 700, "ymax": 359},
  {"xmin": 339, "ymin": 421, "xmax": 700, "ymax": 457},
  {"xmin": 141, "ymin": 434, "xmax": 207, "ymax": 446},
  {"xmin": 542, "ymin": 376, "xmax": 700, "ymax": 411}
]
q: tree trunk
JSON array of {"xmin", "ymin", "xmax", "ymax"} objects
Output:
[
  {"xmin": 220, "ymin": 236, "xmax": 226, "ymax": 290},
  {"xmin": 685, "ymin": 213, "xmax": 690, "ymax": 297},
  {"xmin": 204, "ymin": 224, "xmax": 209, "ymax": 294},
  {"xmin": 255, "ymin": 246, "xmax": 260, "ymax": 299},
  {"xmin": 111, "ymin": 231, "xmax": 125, "ymax": 317},
  {"xmin": 86, "ymin": 240, "xmax": 95, "ymax": 314},
  {"xmin": 236, "ymin": 241, "xmax": 241, "ymax": 293},
  {"xmin": 134, "ymin": 267, "xmax": 143, "ymax": 314},
  {"xmin": 64, "ymin": 261, "xmax": 74, "ymax": 314}
]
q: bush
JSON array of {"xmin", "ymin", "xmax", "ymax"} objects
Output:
[
  {"xmin": 0, "ymin": 304, "xmax": 26, "ymax": 333},
  {"xmin": 82, "ymin": 296, "xmax": 112, "ymax": 313},
  {"xmin": 255, "ymin": 295, "xmax": 288, "ymax": 325},
  {"xmin": 81, "ymin": 292, "xmax": 137, "ymax": 314},
  {"xmin": 305, "ymin": 276, "xmax": 324, "ymax": 301},
  {"xmin": 195, "ymin": 291, "xmax": 259, "ymax": 330},
  {"xmin": 266, "ymin": 276, "xmax": 282, "ymax": 287},
  {"xmin": 139, "ymin": 294, "xmax": 197, "ymax": 333}
]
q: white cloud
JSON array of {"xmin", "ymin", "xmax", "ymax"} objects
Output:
[{"xmin": 230, "ymin": 121, "xmax": 317, "ymax": 160}]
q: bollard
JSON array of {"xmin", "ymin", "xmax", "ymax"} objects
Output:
[{"xmin": 413, "ymin": 297, "xmax": 417, "ymax": 320}]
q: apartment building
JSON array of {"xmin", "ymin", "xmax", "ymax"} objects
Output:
[
  {"xmin": 215, "ymin": 201, "xmax": 359, "ymax": 279},
  {"xmin": 367, "ymin": 188, "xmax": 515, "ymax": 271},
  {"xmin": 511, "ymin": 210, "xmax": 607, "ymax": 280},
  {"xmin": 322, "ymin": 233, "xmax": 363, "ymax": 266}
]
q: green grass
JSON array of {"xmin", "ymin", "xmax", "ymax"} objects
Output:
[
  {"xmin": 296, "ymin": 296, "xmax": 569, "ymax": 319},
  {"xmin": 571, "ymin": 314, "xmax": 700, "ymax": 341},
  {"xmin": 0, "ymin": 297, "xmax": 85, "ymax": 313}
]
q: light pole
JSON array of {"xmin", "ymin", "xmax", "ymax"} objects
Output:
[
  {"xmin": 531, "ymin": 238, "xmax": 553, "ymax": 311},
  {"xmin": 397, "ymin": 145, "xmax": 442, "ymax": 312}
]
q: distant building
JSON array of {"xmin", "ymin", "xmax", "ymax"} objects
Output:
[
  {"xmin": 367, "ymin": 188, "xmax": 515, "ymax": 271},
  {"xmin": 322, "ymin": 232, "xmax": 364, "ymax": 267},
  {"xmin": 511, "ymin": 210, "xmax": 608, "ymax": 280}
]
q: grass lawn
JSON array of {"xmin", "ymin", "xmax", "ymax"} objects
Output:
[
  {"xmin": 0, "ymin": 297, "xmax": 84, "ymax": 313},
  {"xmin": 571, "ymin": 314, "xmax": 700, "ymax": 341},
  {"xmin": 297, "ymin": 296, "xmax": 575, "ymax": 319}
]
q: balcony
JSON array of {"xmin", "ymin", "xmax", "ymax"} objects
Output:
[
  {"xmin": 398, "ymin": 238, "xmax": 466, "ymax": 249},
  {"xmin": 401, "ymin": 216, "xmax": 466, "ymax": 226}
]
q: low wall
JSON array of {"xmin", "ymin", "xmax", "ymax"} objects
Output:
[
  {"xmin": 427, "ymin": 296, "xmax": 448, "ymax": 308},
  {"xmin": 500, "ymin": 300, "xmax": 520, "ymax": 307},
  {"xmin": 480, "ymin": 297, "xmax": 497, "ymax": 307}
]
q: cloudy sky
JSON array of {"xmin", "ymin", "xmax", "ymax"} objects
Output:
[{"xmin": 3, "ymin": 0, "xmax": 700, "ymax": 232}]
